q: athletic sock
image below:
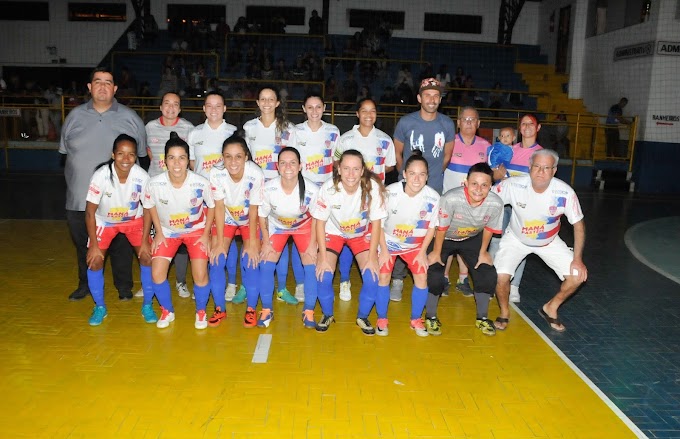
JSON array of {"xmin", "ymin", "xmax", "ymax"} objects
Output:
[
  {"xmin": 338, "ymin": 246, "xmax": 353, "ymax": 283},
  {"xmin": 318, "ymin": 271, "xmax": 335, "ymax": 316},
  {"xmin": 194, "ymin": 283, "xmax": 210, "ymax": 311},
  {"xmin": 87, "ymin": 268, "xmax": 105, "ymax": 307},
  {"xmin": 259, "ymin": 261, "xmax": 276, "ymax": 310},
  {"xmin": 303, "ymin": 264, "xmax": 318, "ymax": 311},
  {"xmin": 140, "ymin": 265, "xmax": 153, "ymax": 305},
  {"xmin": 411, "ymin": 286, "xmax": 428, "ymax": 320},
  {"xmin": 153, "ymin": 279, "xmax": 173, "ymax": 312},
  {"xmin": 357, "ymin": 269, "xmax": 378, "ymax": 319}
]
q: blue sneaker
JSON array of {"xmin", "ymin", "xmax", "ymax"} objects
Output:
[
  {"xmin": 141, "ymin": 304, "xmax": 158, "ymax": 323},
  {"xmin": 257, "ymin": 308, "xmax": 273, "ymax": 328},
  {"xmin": 88, "ymin": 305, "xmax": 107, "ymax": 326},
  {"xmin": 277, "ymin": 288, "xmax": 298, "ymax": 305},
  {"xmin": 232, "ymin": 285, "xmax": 247, "ymax": 304}
]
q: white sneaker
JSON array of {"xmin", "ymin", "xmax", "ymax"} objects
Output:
[
  {"xmin": 195, "ymin": 310, "xmax": 208, "ymax": 329},
  {"xmin": 509, "ymin": 285, "xmax": 521, "ymax": 303},
  {"xmin": 339, "ymin": 281, "xmax": 351, "ymax": 301},
  {"xmin": 294, "ymin": 284, "xmax": 305, "ymax": 301},
  {"xmin": 156, "ymin": 308, "xmax": 175, "ymax": 328},
  {"xmin": 176, "ymin": 282, "xmax": 190, "ymax": 298},
  {"xmin": 134, "ymin": 287, "xmax": 144, "ymax": 297},
  {"xmin": 225, "ymin": 283, "xmax": 237, "ymax": 302}
]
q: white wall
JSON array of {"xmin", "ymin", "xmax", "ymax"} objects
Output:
[
  {"xmin": 0, "ymin": 0, "xmax": 540, "ymax": 67},
  {"xmin": 0, "ymin": 0, "xmax": 133, "ymax": 67}
]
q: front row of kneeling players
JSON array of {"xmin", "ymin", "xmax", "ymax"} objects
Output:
[{"xmin": 85, "ymin": 131, "xmax": 587, "ymax": 337}]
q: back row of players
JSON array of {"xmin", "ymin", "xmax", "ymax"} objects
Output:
[{"xmin": 84, "ymin": 77, "xmax": 586, "ymax": 336}]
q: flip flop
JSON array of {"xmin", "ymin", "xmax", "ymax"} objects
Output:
[
  {"xmin": 538, "ymin": 308, "xmax": 566, "ymax": 332},
  {"xmin": 494, "ymin": 316, "xmax": 509, "ymax": 331}
]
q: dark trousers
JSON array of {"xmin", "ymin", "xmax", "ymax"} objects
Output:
[
  {"xmin": 66, "ymin": 210, "xmax": 134, "ymax": 293},
  {"xmin": 427, "ymin": 234, "xmax": 497, "ymax": 297}
]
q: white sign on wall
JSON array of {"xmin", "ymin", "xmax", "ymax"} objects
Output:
[
  {"xmin": 657, "ymin": 41, "xmax": 680, "ymax": 56},
  {"xmin": 613, "ymin": 41, "xmax": 654, "ymax": 61}
]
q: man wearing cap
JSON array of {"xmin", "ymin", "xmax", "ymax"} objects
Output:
[{"xmin": 391, "ymin": 77, "xmax": 456, "ymax": 300}]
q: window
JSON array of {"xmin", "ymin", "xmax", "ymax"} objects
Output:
[
  {"xmin": 0, "ymin": 1, "xmax": 48, "ymax": 21},
  {"xmin": 68, "ymin": 3, "xmax": 126, "ymax": 22},
  {"xmin": 246, "ymin": 6, "xmax": 305, "ymax": 28},
  {"xmin": 348, "ymin": 9, "xmax": 405, "ymax": 30},
  {"xmin": 424, "ymin": 13, "xmax": 482, "ymax": 34},
  {"xmin": 167, "ymin": 4, "xmax": 225, "ymax": 25}
]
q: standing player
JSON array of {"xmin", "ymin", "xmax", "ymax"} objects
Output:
[
  {"xmin": 293, "ymin": 93, "xmax": 340, "ymax": 301},
  {"xmin": 188, "ymin": 91, "xmax": 238, "ymax": 301},
  {"xmin": 259, "ymin": 147, "xmax": 319, "ymax": 328},
  {"xmin": 85, "ymin": 134, "xmax": 152, "ymax": 325},
  {"xmin": 378, "ymin": 151, "xmax": 439, "ymax": 336},
  {"xmin": 243, "ymin": 86, "xmax": 298, "ymax": 305},
  {"xmin": 312, "ymin": 150, "xmax": 388, "ymax": 335},
  {"xmin": 333, "ymin": 98, "xmax": 396, "ymax": 301},
  {"xmin": 209, "ymin": 135, "xmax": 264, "ymax": 328},
  {"xmin": 489, "ymin": 113, "xmax": 544, "ymax": 304},
  {"xmin": 391, "ymin": 77, "xmax": 455, "ymax": 301},
  {"xmin": 441, "ymin": 106, "xmax": 491, "ymax": 297},
  {"xmin": 143, "ymin": 133, "xmax": 215, "ymax": 329},
  {"xmin": 426, "ymin": 163, "xmax": 503, "ymax": 336},
  {"xmin": 143, "ymin": 91, "xmax": 194, "ymax": 299}
]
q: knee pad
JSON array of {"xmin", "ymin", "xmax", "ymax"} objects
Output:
[{"xmin": 473, "ymin": 263, "xmax": 497, "ymax": 293}]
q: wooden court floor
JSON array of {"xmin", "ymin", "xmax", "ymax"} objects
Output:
[{"xmin": 0, "ymin": 219, "xmax": 637, "ymax": 438}]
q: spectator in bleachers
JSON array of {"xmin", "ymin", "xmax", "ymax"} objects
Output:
[
  {"xmin": 489, "ymin": 82, "xmax": 504, "ymax": 117},
  {"xmin": 290, "ymin": 55, "xmax": 308, "ymax": 81},
  {"xmin": 325, "ymin": 77, "xmax": 339, "ymax": 103},
  {"xmin": 158, "ymin": 66, "xmax": 178, "ymax": 98},
  {"xmin": 395, "ymin": 64, "xmax": 414, "ymax": 94},
  {"xmin": 436, "ymin": 64, "xmax": 451, "ymax": 97},
  {"xmin": 215, "ymin": 17, "xmax": 229, "ymax": 51},
  {"xmin": 44, "ymin": 82, "xmax": 62, "ymax": 138},
  {"xmin": 309, "ymin": 10, "xmax": 323, "ymax": 35},
  {"xmin": 342, "ymin": 72, "xmax": 358, "ymax": 106},
  {"xmin": 191, "ymin": 63, "xmax": 206, "ymax": 91},
  {"xmin": 357, "ymin": 85, "xmax": 372, "ymax": 103},
  {"xmin": 273, "ymin": 58, "xmax": 288, "ymax": 81},
  {"xmin": 378, "ymin": 86, "xmax": 399, "ymax": 114},
  {"xmin": 341, "ymin": 39, "xmax": 357, "ymax": 75},
  {"xmin": 234, "ymin": 16, "xmax": 249, "ymax": 34},
  {"xmin": 453, "ymin": 66, "xmax": 466, "ymax": 88},
  {"xmin": 418, "ymin": 62, "xmax": 434, "ymax": 83}
]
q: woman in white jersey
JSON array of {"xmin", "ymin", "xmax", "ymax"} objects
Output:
[
  {"xmin": 258, "ymin": 147, "xmax": 319, "ymax": 328},
  {"xmin": 85, "ymin": 134, "xmax": 152, "ymax": 326},
  {"xmin": 209, "ymin": 135, "xmax": 264, "ymax": 328},
  {"xmin": 143, "ymin": 132, "xmax": 215, "ymax": 330},
  {"xmin": 334, "ymin": 98, "xmax": 396, "ymax": 302},
  {"xmin": 378, "ymin": 151, "xmax": 440, "ymax": 337},
  {"xmin": 312, "ymin": 149, "xmax": 388, "ymax": 335},
  {"xmin": 243, "ymin": 86, "xmax": 299, "ymax": 305},
  {"xmin": 291, "ymin": 93, "xmax": 340, "ymax": 301},
  {"xmin": 188, "ymin": 91, "xmax": 240, "ymax": 303},
  {"xmin": 144, "ymin": 91, "xmax": 194, "ymax": 299}
]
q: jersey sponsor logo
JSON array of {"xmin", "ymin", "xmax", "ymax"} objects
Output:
[
  {"xmin": 106, "ymin": 207, "xmax": 129, "ymax": 221},
  {"xmin": 298, "ymin": 141, "xmax": 307, "ymax": 147},
  {"xmin": 521, "ymin": 220, "xmax": 546, "ymax": 237},
  {"xmin": 515, "ymin": 202, "xmax": 526, "ymax": 209},
  {"xmin": 131, "ymin": 192, "xmax": 139, "ymax": 202},
  {"xmin": 190, "ymin": 197, "xmax": 199, "ymax": 207},
  {"xmin": 104, "ymin": 191, "xmax": 112, "ymax": 198},
  {"xmin": 278, "ymin": 216, "xmax": 298, "ymax": 228},
  {"xmin": 316, "ymin": 199, "xmax": 327, "ymax": 209},
  {"xmin": 227, "ymin": 205, "xmax": 248, "ymax": 222},
  {"xmin": 201, "ymin": 154, "xmax": 222, "ymax": 170},
  {"xmin": 339, "ymin": 218, "xmax": 361, "ymax": 234},
  {"xmin": 169, "ymin": 213, "xmax": 190, "ymax": 228},
  {"xmin": 305, "ymin": 154, "xmax": 325, "ymax": 173},
  {"xmin": 376, "ymin": 147, "xmax": 383, "ymax": 157},
  {"xmin": 455, "ymin": 227, "xmax": 477, "ymax": 237},
  {"xmin": 392, "ymin": 224, "xmax": 415, "ymax": 240},
  {"xmin": 159, "ymin": 198, "xmax": 169, "ymax": 205},
  {"xmin": 88, "ymin": 184, "xmax": 101, "ymax": 196},
  {"xmin": 454, "ymin": 213, "xmax": 463, "ymax": 219},
  {"xmin": 549, "ymin": 205, "xmax": 557, "ymax": 215},
  {"xmin": 254, "ymin": 150, "xmax": 275, "ymax": 169},
  {"xmin": 194, "ymin": 141, "xmax": 204, "ymax": 146},
  {"xmin": 332, "ymin": 204, "xmax": 341, "ymax": 209},
  {"xmin": 438, "ymin": 210, "xmax": 449, "ymax": 219},
  {"xmin": 419, "ymin": 210, "xmax": 428, "ymax": 219}
]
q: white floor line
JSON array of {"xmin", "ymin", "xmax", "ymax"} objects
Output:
[
  {"xmin": 512, "ymin": 303, "xmax": 648, "ymax": 439},
  {"xmin": 624, "ymin": 218, "xmax": 680, "ymax": 286},
  {"xmin": 251, "ymin": 334, "xmax": 272, "ymax": 364}
]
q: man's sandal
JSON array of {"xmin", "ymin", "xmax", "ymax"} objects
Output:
[
  {"xmin": 494, "ymin": 317, "xmax": 509, "ymax": 331},
  {"xmin": 538, "ymin": 308, "xmax": 566, "ymax": 332}
]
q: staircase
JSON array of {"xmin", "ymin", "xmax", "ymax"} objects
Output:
[{"xmin": 514, "ymin": 63, "xmax": 606, "ymax": 161}]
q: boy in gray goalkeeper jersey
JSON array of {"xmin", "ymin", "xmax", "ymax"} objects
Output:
[{"xmin": 425, "ymin": 162, "xmax": 504, "ymax": 336}]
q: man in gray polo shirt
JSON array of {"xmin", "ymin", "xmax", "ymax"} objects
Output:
[{"xmin": 60, "ymin": 66, "xmax": 148, "ymax": 301}]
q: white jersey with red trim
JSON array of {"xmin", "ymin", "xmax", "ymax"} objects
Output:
[
  {"xmin": 295, "ymin": 120, "xmax": 339, "ymax": 187},
  {"xmin": 243, "ymin": 118, "xmax": 297, "ymax": 181},
  {"xmin": 259, "ymin": 176, "xmax": 319, "ymax": 235},
  {"xmin": 494, "ymin": 175, "xmax": 583, "ymax": 247},
  {"xmin": 143, "ymin": 171, "xmax": 215, "ymax": 238},
  {"xmin": 87, "ymin": 163, "xmax": 149, "ymax": 227},
  {"xmin": 383, "ymin": 182, "xmax": 440, "ymax": 254},
  {"xmin": 334, "ymin": 125, "xmax": 396, "ymax": 182},
  {"xmin": 312, "ymin": 179, "xmax": 388, "ymax": 239},
  {"xmin": 188, "ymin": 120, "xmax": 237, "ymax": 179},
  {"xmin": 145, "ymin": 117, "xmax": 194, "ymax": 177},
  {"xmin": 443, "ymin": 134, "xmax": 490, "ymax": 191},
  {"xmin": 437, "ymin": 186, "xmax": 503, "ymax": 241},
  {"xmin": 210, "ymin": 160, "xmax": 264, "ymax": 227}
]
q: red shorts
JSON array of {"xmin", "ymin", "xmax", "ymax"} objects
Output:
[
  {"xmin": 90, "ymin": 218, "xmax": 143, "ymax": 250},
  {"xmin": 212, "ymin": 223, "xmax": 256, "ymax": 241},
  {"xmin": 380, "ymin": 249, "xmax": 427, "ymax": 275},
  {"xmin": 269, "ymin": 231, "xmax": 312, "ymax": 253},
  {"xmin": 324, "ymin": 233, "xmax": 370, "ymax": 255},
  {"xmin": 153, "ymin": 230, "xmax": 208, "ymax": 260}
]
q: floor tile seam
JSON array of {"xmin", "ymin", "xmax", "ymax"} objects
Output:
[
  {"xmin": 511, "ymin": 302, "xmax": 649, "ymax": 439},
  {"xmin": 623, "ymin": 219, "xmax": 680, "ymax": 286}
]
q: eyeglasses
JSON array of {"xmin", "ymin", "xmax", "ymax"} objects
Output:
[
  {"xmin": 460, "ymin": 117, "xmax": 478, "ymax": 123},
  {"xmin": 531, "ymin": 165, "xmax": 556, "ymax": 172}
]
